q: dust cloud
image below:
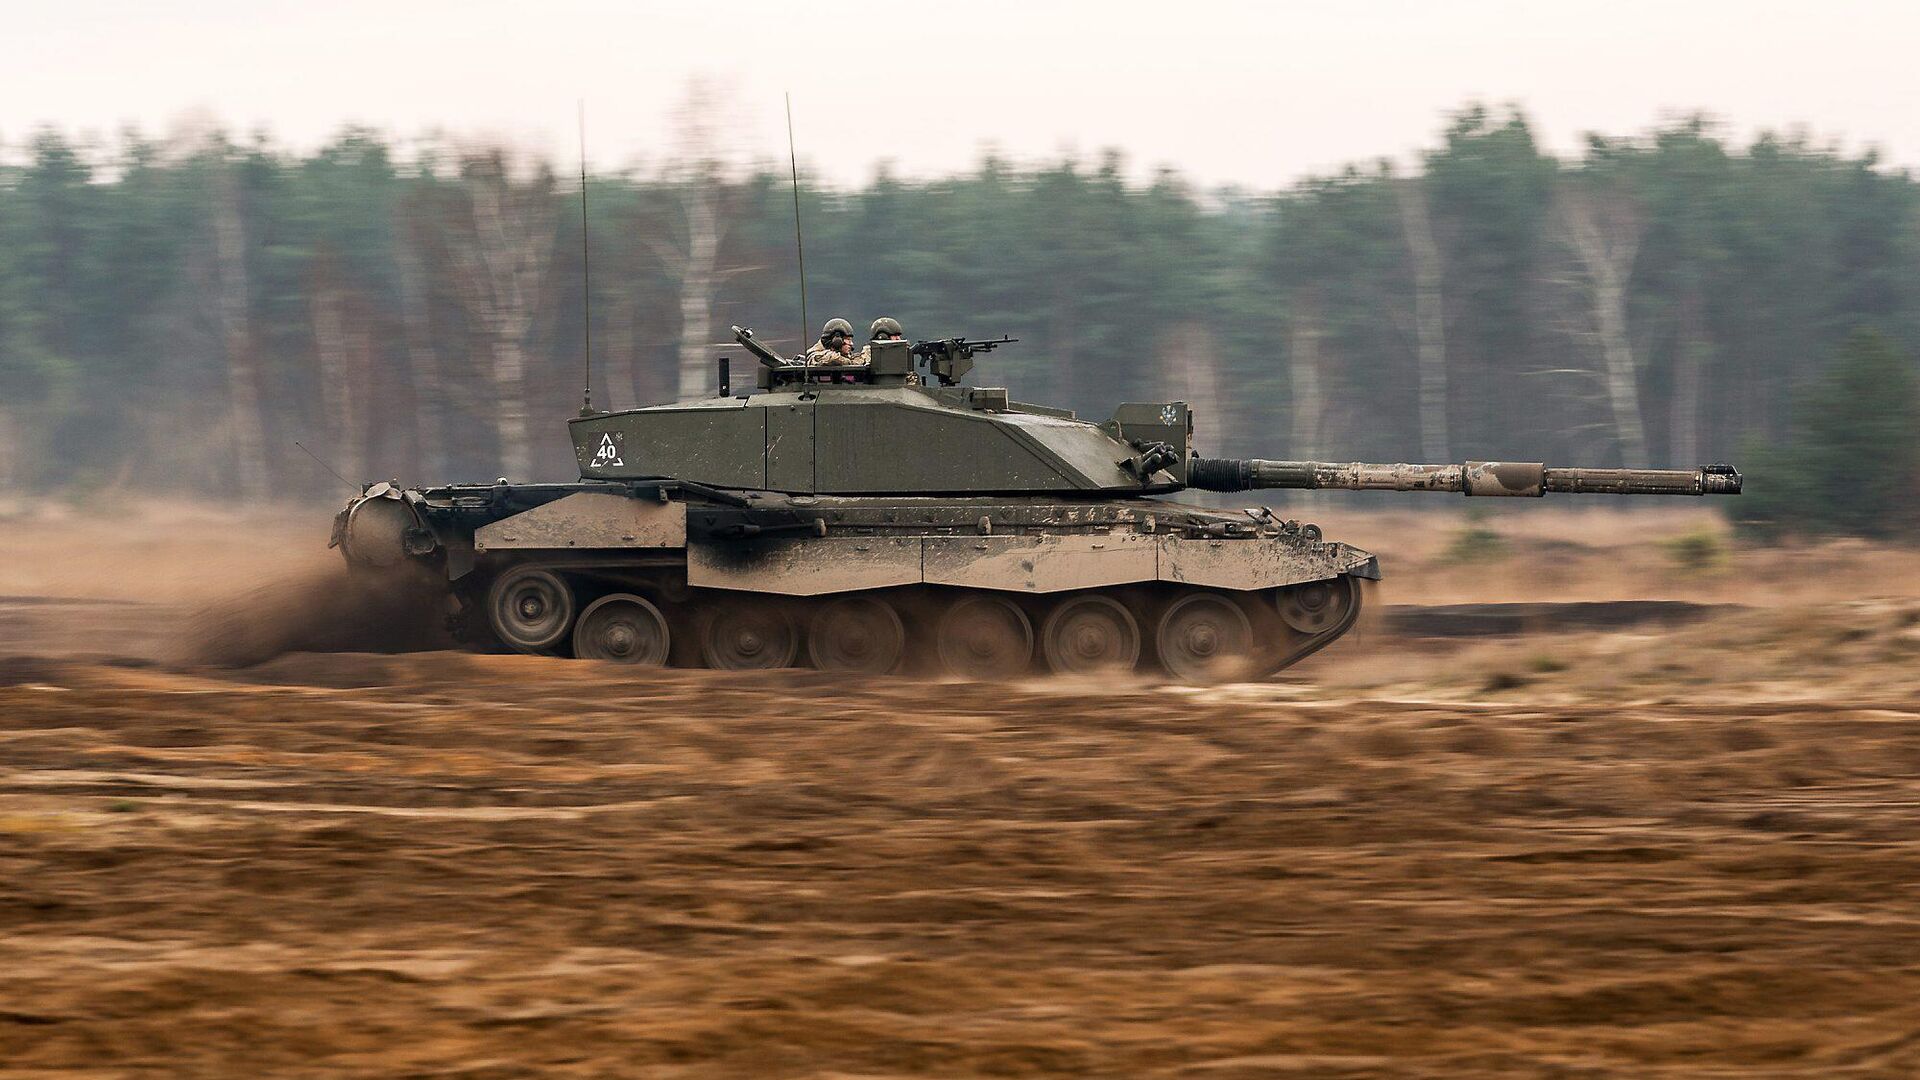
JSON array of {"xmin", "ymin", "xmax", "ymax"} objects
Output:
[
  {"xmin": 0, "ymin": 502, "xmax": 451, "ymax": 665},
  {"xmin": 182, "ymin": 563, "xmax": 453, "ymax": 667}
]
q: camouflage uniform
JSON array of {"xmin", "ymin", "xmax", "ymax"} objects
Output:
[
  {"xmin": 808, "ymin": 341, "xmax": 861, "ymax": 366},
  {"xmin": 808, "ymin": 318, "xmax": 861, "ymax": 366}
]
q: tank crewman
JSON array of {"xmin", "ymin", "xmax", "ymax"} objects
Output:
[
  {"xmin": 805, "ymin": 318, "xmax": 860, "ymax": 365},
  {"xmin": 856, "ymin": 316, "xmax": 905, "ymax": 363}
]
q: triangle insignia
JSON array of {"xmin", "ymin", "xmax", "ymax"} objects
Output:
[{"xmin": 591, "ymin": 433, "xmax": 624, "ymax": 468}]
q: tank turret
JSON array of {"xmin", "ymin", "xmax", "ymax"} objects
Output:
[{"xmin": 337, "ymin": 322, "xmax": 1743, "ymax": 681}]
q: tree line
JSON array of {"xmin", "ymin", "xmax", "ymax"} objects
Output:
[{"xmin": 1, "ymin": 105, "xmax": 1914, "ymax": 533}]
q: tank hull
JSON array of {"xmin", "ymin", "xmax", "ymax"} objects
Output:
[{"xmin": 335, "ymin": 481, "xmax": 1377, "ymax": 680}]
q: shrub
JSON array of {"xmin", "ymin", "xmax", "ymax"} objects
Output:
[
  {"xmin": 1445, "ymin": 508, "xmax": 1508, "ymax": 562},
  {"xmin": 1662, "ymin": 528, "xmax": 1728, "ymax": 573}
]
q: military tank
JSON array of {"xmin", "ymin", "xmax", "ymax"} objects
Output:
[{"xmin": 334, "ymin": 328, "xmax": 1741, "ymax": 680}]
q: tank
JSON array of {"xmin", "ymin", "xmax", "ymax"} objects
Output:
[{"xmin": 334, "ymin": 328, "xmax": 1741, "ymax": 680}]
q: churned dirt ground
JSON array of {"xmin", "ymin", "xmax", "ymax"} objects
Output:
[{"xmin": 3, "ymin": 501, "xmax": 1920, "ymax": 1078}]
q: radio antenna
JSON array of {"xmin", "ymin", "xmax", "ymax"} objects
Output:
[
  {"xmin": 577, "ymin": 100, "xmax": 595, "ymax": 415},
  {"xmin": 293, "ymin": 440, "xmax": 355, "ymax": 492},
  {"xmin": 786, "ymin": 92, "xmax": 810, "ymax": 356}
]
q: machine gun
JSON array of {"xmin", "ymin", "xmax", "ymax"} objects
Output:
[{"xmin": 910, "ymin": 335, "xmax": 1018, "ymax": 385}]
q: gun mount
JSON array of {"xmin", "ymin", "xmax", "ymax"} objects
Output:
[{"xmin": 911, "ymin": 335, "xmax": 1017, "ymax": 385}]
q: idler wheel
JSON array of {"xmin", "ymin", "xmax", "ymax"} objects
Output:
[
  {"xmin": 1156, "ymin": 591, "xmax": 1256, "ymax": 683},
  {"xmin": 702, "ymin": 601, "xmax": 799, "ymax": 670},
  {"xmin": 487, "ymin": 566, "xmax": 575, "ymax": 653},
  {"xmin": 1041, "ymin": 594, "xmax": 1141, "ymax": 675},
  {"xmin": 936, "ymin": 594, "xmax": 1033, "ymax": 679},
  {"xmin": 807, "ymin": 596, "xmax": 906, "ymax": 675},
  {"xmin": 1277, "ymin": 577, "xmax": 1356, "ymax": 635},
  {"xmin": 572, "ymin": 593, "xmax": 671, "ymax": 666}
]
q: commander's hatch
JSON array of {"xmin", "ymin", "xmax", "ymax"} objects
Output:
[{"xmin": 745, "ymin": 339, "xmax": 923, "ymax": 391}]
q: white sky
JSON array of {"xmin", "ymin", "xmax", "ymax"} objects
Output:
[{"xmin": 6, "ymin": 0, "xmax": 1912, "ymax": 187}]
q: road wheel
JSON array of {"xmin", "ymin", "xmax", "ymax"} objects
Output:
[
  {"xmin": 572, "ymin": 593, "xmax": 671, "ymax": 666},
  {"xmin": 807, "ymin": 596, "xmax": 906, "ymax": 675},
  {"xmin": 487, "ymin": 566, "xmax": 575, "ymax": 653},
  {"xmin": 701, "ymin": 601, "xmax": 800, "ymax": 670},
  {"xmin": 1041, "ymin": 594, "xmax": 1141, "ymax": 675},
  {"xmin": 935, "ymin": 594, "xmax": 1033, "ymax": 679},
  {"xmin": 1156, "ymin": 591, "xmax": 1256, "ymax": 682},
  {"xmin": 1277, "ymin": 577, "xmax": 1357, "ymax": 635}
]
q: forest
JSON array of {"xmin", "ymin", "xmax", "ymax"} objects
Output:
[{"xmin": 1, "ymin": 104, "xmax": 1914, "ymax": 535}]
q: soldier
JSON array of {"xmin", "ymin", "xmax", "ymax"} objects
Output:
[
  {"xmin": 806, "ymin": 318, "xmax": 859, "ymax": 365},
  {"xmin": 856, "ymin": 316, "xmax": 905, "ymax": 363}
]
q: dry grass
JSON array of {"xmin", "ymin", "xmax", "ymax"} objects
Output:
[{"xmin": 1305, "ymin": 504, "xmax": 1920, "ymax": 607}]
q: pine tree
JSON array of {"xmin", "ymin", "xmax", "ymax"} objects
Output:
[{"xmin": 1736, "ymin": 329, "xmax": 1919, "ymax": 539}]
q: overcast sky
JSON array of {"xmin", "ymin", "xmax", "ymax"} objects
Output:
[{"xmin": 8, "ymin": 0, "xmax": 1910, "ymax": 187}]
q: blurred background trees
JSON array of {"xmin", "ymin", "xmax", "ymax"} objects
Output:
[
  {"xmin": 1737, "ymin": 330, "xmax": 1919, "ymax": 540},
  {"xmin": 0, "ymin": 104, "xmax": 1915, "ymax": 537}
]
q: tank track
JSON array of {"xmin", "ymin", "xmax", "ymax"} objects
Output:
[
  {"xmin": 349, "ymin": 481, "xmax": 1373, "ymax": 682},
  {"xmin": 456, "ymin": 556, "xmax": 1365, "ymax": 681}
]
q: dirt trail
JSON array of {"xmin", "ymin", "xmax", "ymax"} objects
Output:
[{"xmin": 3, "ymin": 506, "xmax": 1919, "ymax": 1077}]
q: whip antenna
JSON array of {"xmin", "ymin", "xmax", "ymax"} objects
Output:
[
  {"xmin": 294, "ymin": 441, "xmax": 355, "ymax": 492},
  {"xmin": 577, "ymin": 100, "xmax": 595, "ymax": 414},
  {"xmin": 786, "ymin": 92, "xmax": 810, "ymax": 355}
]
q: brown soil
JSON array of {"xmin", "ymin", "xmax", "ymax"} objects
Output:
[{"xmin": 3, "ymin": 505, "xmax": 1919, "ymax": 1077}]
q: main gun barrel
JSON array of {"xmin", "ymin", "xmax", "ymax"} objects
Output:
[{"xmin": 1188, "ymin": 458, "xmax": 1742, "ymax": 497}]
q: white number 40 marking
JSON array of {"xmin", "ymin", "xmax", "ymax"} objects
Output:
[{"xmin": 591, "ymin": 433, "xmax": 624, "ymax": 468}]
